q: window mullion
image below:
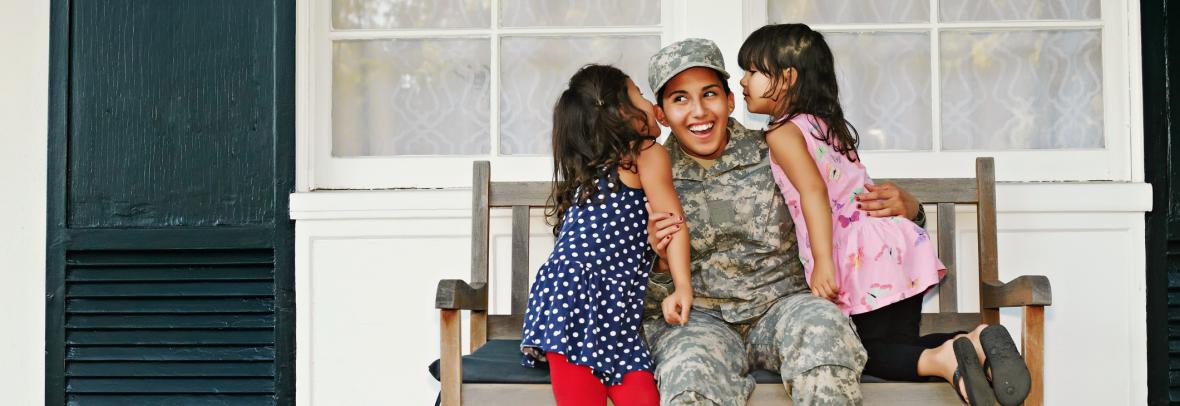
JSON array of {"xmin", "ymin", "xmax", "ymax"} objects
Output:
[
  {"xmin": 327, "ymin": 29, "xmax": 493, "ymax": 40},
  {"xmin": 490, "ymin": 0, "xmax": 501, "ymax": 158},
  {"xmin": 937, "ymin": 20, "xmax": 1103, "ymax": 30},
  {"xmin": 499, "ymin": 27, "xmax": 664, "ymax": 35},
  {"xmin": 809, "ymin": 23, "xmax": 932, "ymax": 32},
  {"xmin": 326, "ymin": 27, "xmax": 663, "ymax": 41},
  {"xmin": 930, "ymin": 0, "xmax": 941, "ymax": 153}
]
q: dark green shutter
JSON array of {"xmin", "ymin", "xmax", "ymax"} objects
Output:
[
  {"xmin": 1143, "ymin": 0, "xmax": 1180, "ymax": 404},
  {"xmin": 47, "ymin": 1, "xmax": 295, "ymax": 405}
]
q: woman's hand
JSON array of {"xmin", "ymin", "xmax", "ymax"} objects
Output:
[
  {"xmin": 645, "ymin": 202, "xmax": 684, "ymax": 260},
  {"xmin": 856, "ymin": 182, "xmax": 919, "ymax": 220},
  {"xmin": 662, "ymin": 289, "xmax": 693, "ymax": 326},
  {"xmin": 810, "ymin": 262, "xmax": 839, "ymax": 301}
]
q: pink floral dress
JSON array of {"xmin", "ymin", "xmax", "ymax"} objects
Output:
[{"xmin": 769, "ymin": 113, "xmax": 945, "ymax": 316}]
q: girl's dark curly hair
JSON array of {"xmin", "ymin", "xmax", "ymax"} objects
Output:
[
  {"xmin": 547, "ymin": 64, "xmax": 657, "ymax": 236},
  {"xmin": 738, "ymin": 23, "xmax": 860, "ymax": 162}
]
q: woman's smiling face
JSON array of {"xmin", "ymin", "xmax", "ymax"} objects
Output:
[{"xmin": 655, "ymin": 67, "xmax": 735, "ymax": 160}]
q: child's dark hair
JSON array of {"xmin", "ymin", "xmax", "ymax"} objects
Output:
[
  {"xmin": 738, "ymin": 23, "xmax": 860, "ymax": 161},
  {"xmin": 655, "ymin": 69, "xmax": 731, "ymax": 108},
  {"xmin": 547, "ymin": 64, "xmax": 657, "ymax": 236}
]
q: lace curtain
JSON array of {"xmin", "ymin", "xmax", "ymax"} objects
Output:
[
  {"xmin": 330, "ymin": 0, "xmax": 661, "ymax": 156},
  {"xmin": 769, "ymin": 0, "xmax": 1103, "ymax": 151}
]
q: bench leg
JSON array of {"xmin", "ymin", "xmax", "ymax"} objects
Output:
[
  {"xmin": 441, "ymin": 309, "xmax": 462, "ymax": 406},
  {"xmin": 471, "ymin": 310, "xmax": 487, "ymax": 351},
  {"xmin": 1022, "ymin": 305, "xmax": 1044, "ymax": 406}
]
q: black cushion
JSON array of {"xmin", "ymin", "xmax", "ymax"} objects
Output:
[
  {"xmin": 428, "ymin": 339, "xmax": 551, "ymax": 383},
  {"xmin": 427, "ymin": 339, "xmax": 889, "ymax": 384}
]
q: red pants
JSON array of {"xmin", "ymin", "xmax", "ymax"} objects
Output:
[{"xmin": 547, "ymin": 353, "xmax": 659, "ymax": 406}]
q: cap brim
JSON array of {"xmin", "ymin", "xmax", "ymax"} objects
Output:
[{"xmin": 652, "ymin": 63, "xmax": 731, "ymax": 95}]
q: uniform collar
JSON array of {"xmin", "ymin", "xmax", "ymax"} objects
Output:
[{"xmin": 666, "ymin": 119, "xmax": 765, "ymax": 181}]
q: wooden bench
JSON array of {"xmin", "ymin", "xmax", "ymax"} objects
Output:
[{"xmin": 434, "ymin": 157, "xmax": 1051, "ymax": 405}]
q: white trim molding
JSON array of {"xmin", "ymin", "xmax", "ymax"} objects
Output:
[{"xmin": 289, "ymin": 181, "xmax": 1152, "ymax": 220}]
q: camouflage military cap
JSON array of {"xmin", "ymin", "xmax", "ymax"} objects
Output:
[{"xmin": 648, "ymin": 38, "xmax": 731, "ymax": 95}]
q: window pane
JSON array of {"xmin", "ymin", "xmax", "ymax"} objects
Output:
[
  {"xmin": 501, "ymin": 0, "xmax": 659, "ymax": 27},
  {"xmin": 500, "ymin": 36, "xmax": 661, "ymax": 155},
  {"xmin": 940, "ymin": 30, "xmax": 1103, "ymax": 150},
  {"xmin": 825, "ymin": 32, "xmax": 932, "ymax": 151},
  {"xmin": 768, "ymin": 0, "xmax": 929, "ymax": 24},
  {"xmin": 333, "ymin": 39, "xmax": 491, "ymax": 156},
  {"xmin": 332, "ymin": 0, "xmax": 490, "ymax": 30},
  {"xmin": 940, "ymin": 0, "xmax": 1099, "ymax": 21}
]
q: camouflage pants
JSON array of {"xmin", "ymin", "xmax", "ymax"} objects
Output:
[{"xmin": 643, "ymin": 293, "xmax": 867, "ymax": 406}]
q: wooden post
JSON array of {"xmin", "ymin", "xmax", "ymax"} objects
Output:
[
  {"xmin": 1022, "ymin": 305, "xmax": 1044, "ymax": 406},
  {"xmin": 470, "ymin": 162, "xmax": 491, "ymax": 350},
  {"xmin": 976, "ymin": 158, "xmax": 1000, "ymax": 326},
  {"xmin": 440, "ymin": 309, "xmax": 463, "ymax": 406}
]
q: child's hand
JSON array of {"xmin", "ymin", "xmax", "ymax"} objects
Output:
[
  {"xmin": 645, "ymin": 202, "xmax": 683, "ymax": 259},
  {"xmin": 810, "ymin": 262, "xmax": 839, "ymax": 301},
  {"xmin": 662, "ymin": 289, "xmax": 693, "ymax": 326}
]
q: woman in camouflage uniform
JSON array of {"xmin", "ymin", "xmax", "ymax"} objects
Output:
[{"xmin": 640, "ymin": 38, "xmax": 926, "ymax": 406}]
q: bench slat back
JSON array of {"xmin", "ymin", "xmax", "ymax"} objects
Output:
[
  {"xmin": 473, "ymin": 158, "xmax": 997, "ymax": 339},
  {"xmin": 935, "ymin": 202, "xmax": 958, "ymax": 313}
]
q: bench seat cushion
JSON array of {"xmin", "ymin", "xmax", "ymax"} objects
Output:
[{"xmin": 428, "ymin": 339, "xmax": 890, "ymax": 385}]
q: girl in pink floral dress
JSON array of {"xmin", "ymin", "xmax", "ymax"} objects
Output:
[
  {"xmin": 767, "ymin": 110, "xmax": 945, "ymax": 316},
  {"xmin": 737, "ymin": 24, "xmax": 977, "ymax": 393},
  {"xmin": 737, "ymin": 32, "xmax": 945, "ymax": 318}
]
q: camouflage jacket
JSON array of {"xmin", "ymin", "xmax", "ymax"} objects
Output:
[{"xmin": 648, "ymin": 119, "xmax": 809, "ymax": 324}]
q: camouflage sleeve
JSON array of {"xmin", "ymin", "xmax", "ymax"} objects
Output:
[
  {"xmin": 913, "ymin": 204, "xmax": 927, "ymax": 228},
  {"xmin": 643, "ymin": 271, "xmax": 675, "ymax": 320}
]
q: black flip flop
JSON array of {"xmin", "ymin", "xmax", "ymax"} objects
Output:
[
  {"xmin": 980, "ymin": 325, "xmax": 1031, "ymax": 406},
  {"xmin": 952, "ymin": 337, "xmax": 996, "ymax": 405}
]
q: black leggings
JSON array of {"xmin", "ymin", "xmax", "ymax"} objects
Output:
[{"xmin": 850, "ymin": 293, "xmax": 959, "ymax": 381}]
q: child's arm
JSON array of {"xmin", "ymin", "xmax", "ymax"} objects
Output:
[
  {"xmin": 765, "ymin": 123, "xmax": 839, "ymax": 301},
  {"xmin": 635, "ymin": 141, "xmax": 693, "ymax": 325}
]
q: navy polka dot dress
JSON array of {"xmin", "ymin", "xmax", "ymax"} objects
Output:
[{"xmin": 520, "ymin": 176, "xmax": 654, "ymax": 386}]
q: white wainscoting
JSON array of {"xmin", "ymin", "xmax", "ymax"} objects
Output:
[
  {"xmin": 292, "ymin": 182, "xmax": 1151, "ymax": 405},
  {"xmin": 0, "ymin": 2, "xmax": 49, "ymax": 406}
]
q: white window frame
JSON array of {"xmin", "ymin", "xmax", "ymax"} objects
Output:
[
  {"xmin": 296, "ymin": 0, "xmax": 679, "ymax": 190},
  {"xmin": 741, "ymin": 0, "xmax": 1143, "ymax": 182},
  {"xmin": 297, "ymin": 1, "xmax": 1142, "ymax": 190}
]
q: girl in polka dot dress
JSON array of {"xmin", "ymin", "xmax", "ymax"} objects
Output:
[{"xmin": 520, "ymin": 65, "xmax": 694, "ymax": 406}]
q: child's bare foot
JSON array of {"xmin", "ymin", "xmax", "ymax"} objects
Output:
[
  {"xmin": 919, "ymin": 338, "xmax": 969, "ymax": 399},
  {"xmin": 919, "ymin": 324, "xmax": 992, "ymax": 403}
]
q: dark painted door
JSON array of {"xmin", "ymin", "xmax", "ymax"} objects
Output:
[
  {"xmin": 46, "ymin": 1, "xmax": 294, "ymax": 405},
  {"xmin": 1144, "ymin": 0, "xmax": 1180, "ymax": 404}
]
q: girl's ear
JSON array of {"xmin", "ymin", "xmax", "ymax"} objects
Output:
[
  {"xmin": 782, "ymin": 67, "xmax": 797, "ymax": 90},
  {"xmin": 655, "ymin": 105, "xmax": 669, "ymax": 126}
]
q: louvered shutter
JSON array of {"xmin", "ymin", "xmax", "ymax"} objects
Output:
[{"xmin": 46, "ymin": 0, "xmax": 295, "ymax": 404}]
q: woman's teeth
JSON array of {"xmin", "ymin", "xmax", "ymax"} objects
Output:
[{"xmin": 689, "ymin": 123, "xmax": 714, "ymax": 134}]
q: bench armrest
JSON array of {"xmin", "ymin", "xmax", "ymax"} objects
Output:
[
  {"xmin": 981, "ymin": 275, "xmax": 1052, "ymax": 308},
  {"xmin": 435, "ymin": 279, "xmax": 489, "ymax": 310}
]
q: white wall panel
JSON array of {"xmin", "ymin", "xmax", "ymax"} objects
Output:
[
  {"xmin": 0, "ymin": 2, "xmax": 49, "ymax": 405},
  {"xmin": 296, "ymin": 217, "xmax": 473, "ymax": 406}
]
